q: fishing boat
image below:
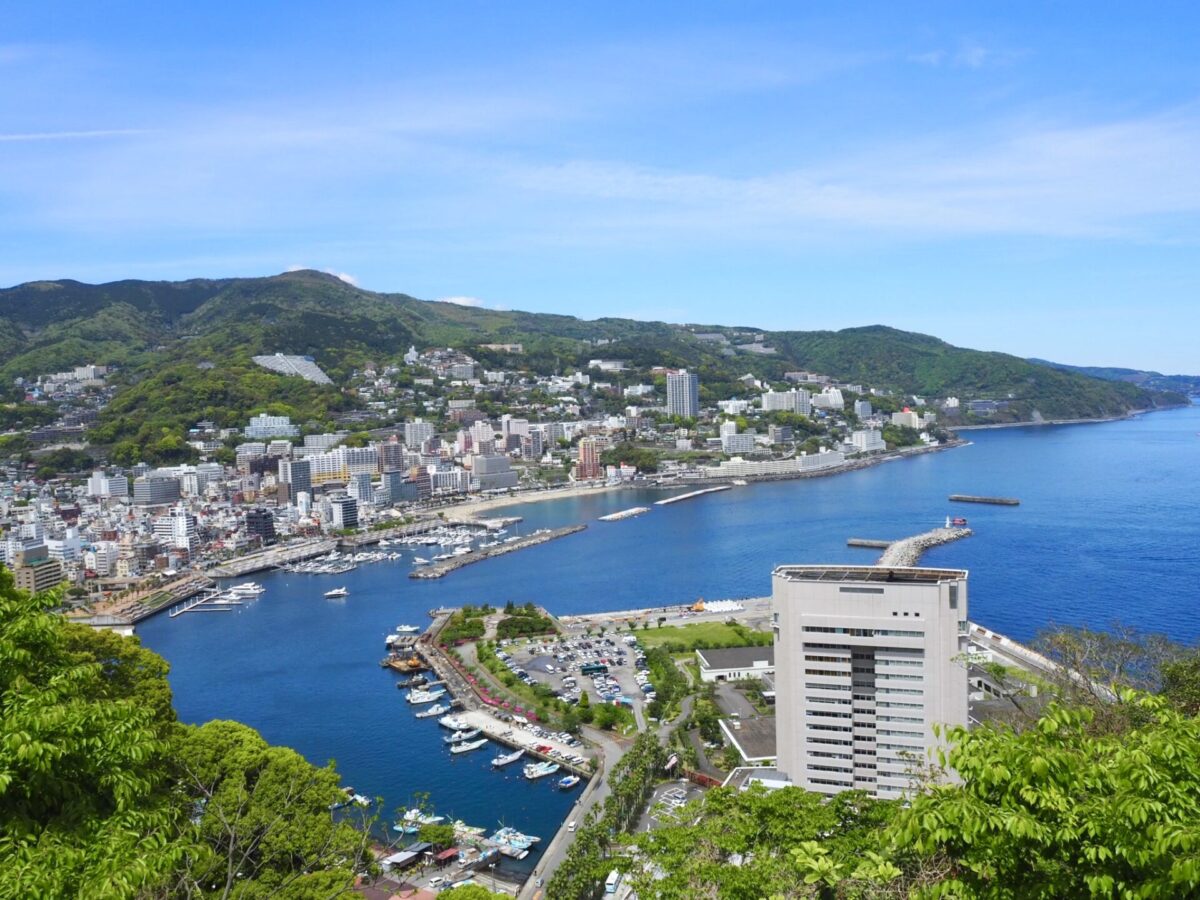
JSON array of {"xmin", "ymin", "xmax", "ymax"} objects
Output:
[
  {"xmin": 491, "ymin": 747, "xmax": 525, "ymax": 768},
  {"xmin": 323, "ymin": 587, "xmax": 349, "ymax": 598},
  {"xmin": 557, "ymin": 775, "xmax": 581, "ymax": 790},
  {"xmin": 523, "ymin": 761, "xmax": 560, "ymax": 780},
  {"xmin": 415, "ymin": 703, "xmax": 449, "ymax": 718},
  {"xmin": 450, "ymin": 738, "xmax": 489, "ymax": 755},
  {"xmin": 438, "ymin": 715, "xmax": 471, "ymax": 730},
  {"xmin": 407, "ymin": 688, "xmax": 447, "ymax": 704},
  {"xmin": 444, "ymin": 728, "xmax": 482, "ymax": 744},
  {"xmin": 395, "ymin": 624, "xmax": 421, "ymax": 633}
]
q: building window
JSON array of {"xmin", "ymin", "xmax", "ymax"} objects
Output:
[{"xmin": 949, "ymin": 585, "xmax": 958, "ymax": 609}]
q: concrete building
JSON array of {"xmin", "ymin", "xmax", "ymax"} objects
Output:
[
  {"xmin": 133, "ymin": 476, "xmax": 182, "ymax": 507},
  {"xmin": 666, "ymin": 369, "xmax": 700, "ymax": 418},
  {"xmin": 277, "ymin": 458, "xmax": 312, "ymax": 505},
  {"xmin": 696, "ymin": 646, "xmax": 776, "ymax": 682},
  {"xmin": 404, "ymin": 419, "xmax": 435, "ymax": 447},
  {"xmin": 576, "ymin": 437, "xmax": 603, "ymax": 481},
  {"xmin": 761, "ymin": 389, "xmax": 812, "ymax": 416},
  {"xmin": 244, "ymin": 414, "xmax": 300, "ymax": 439},
  {"xmin": 86, "ymin": 470, "xmax": 129, "ymax": 498},
  {"xmin": 854, "ymin": 399, "xmax": 873, "ymax": 418},
  {"xmin": 244, "ymin": 507, "xmax": 277, "ymax": 545},
  {"xmin": 721, "ymin": 432, "xmax": 757, "ymax": 454},
  {"xmin": 850, "ymin": 429, "xmax": 886, "ymax": 454},
  {"xmin": 348, "ymin": 472, "xmax": 375, "ymax": 505},
  {"xmin": 891, "ymin": 409, "xmax": 921, "ymax": 429},
  {"xmin": 768, "ymin": 424, "xmax": 793, "ymax": 444},
  {"xmin": 471, "ymin": 454, "xmax": 518, "ymax": 491},
  {"xmin": 153, "ymin": 506, "xmax": 200, "ymax": 555},
  {"xmin": 772, "ymin": 565, "xmax": 969, "ymax": 800},
  {"xmin": 328, "ymin": 493, "xmax": 358, "ymax": 530},
  {"xmin": 700, "ymin": 451, "xmax": 845, "ymax": 479},
  {"xmin": 8, "ymin": 545, "xmax": 65, "ymax": 594}
]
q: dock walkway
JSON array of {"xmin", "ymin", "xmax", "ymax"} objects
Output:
[{"xmin": 409, "ymin": 525, "xmax": 586, "ymax": 579}]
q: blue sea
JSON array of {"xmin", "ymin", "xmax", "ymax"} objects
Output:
[{"xmin": 138, "ymin": 403, "xmax": 1200, "ymax": 869}]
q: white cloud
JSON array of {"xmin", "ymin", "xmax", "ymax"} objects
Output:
[
  {"xmin": 285, "ymin": 265, "xmax": 358, "ymax": 286},
  {"xmin": 439, "ymin": 295, "xmax": 484, "ymax": 307}
]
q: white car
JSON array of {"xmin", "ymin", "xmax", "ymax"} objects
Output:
[{"xmin": 428, "ymin": 876, "xmax": 445, "ymax": 888}]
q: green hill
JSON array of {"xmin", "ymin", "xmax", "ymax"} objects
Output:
[
  {"xmin": 0, "ymin": 271, "xmax": 1185, "ymax": 457},
  {"xmin": 1028, "ymin": 358, "xmax": 1200, "ymax": 397}
]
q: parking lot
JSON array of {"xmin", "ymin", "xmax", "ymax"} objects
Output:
[{"xmin": 496, "ymin": 632, "xmax": 658, "ymax": 718}]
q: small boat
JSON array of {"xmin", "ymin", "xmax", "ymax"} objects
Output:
[
  {"xmin": 415, "ymin": 703, "xmax": 449, "ymax": 718},
  {"xmin": 450, "ymin": 738, "xmax": 489, "ymax": 755},
  {"xmin": 444, "ymin": 728, "xmax": 481, "ymax": 744},
  {"xmin": 412, "ymin": 557, "xmax": 431, "ymax": 566},
  {"xmin": 407, "ymin": 688, "xmax": 447, "ymax": 704},
  {"xmin": 557, "ymin": 775, "xmax": 581, "ymax": 790},
  {"xmin": 395, "ymin": 624, "xmax": 421, "ymax": 633},
  {"xmin": 324, "ymin": 587, "xmax": 349, "ymax": 598},
  {"xmin": 523, "ymin": 761, "xmax": 560, "ymax": 780},
  {"xmin": 439, "ymin": 715, "xmax": 471, "ymax": 730},
  {"xmin": 491, "ymin": 747, "xmax": 525, "ymax": 768}
]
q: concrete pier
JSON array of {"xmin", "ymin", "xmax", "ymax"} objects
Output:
[
  {"xmin": 949, "ymin": 494, "xmax": 1020, "ymax": 506},
  {"xmin": 847, "ymin": 538, "xmax": 892, "ymax": 549},
  {"xmin": 654, "ymin": 485, "xmax": 732, "ymax": 505},
  {"xmin": 598, "ymin": 506, "xmax": 650, "ymax": 522},
  {"xmin": 877, "ymin": 527, "xmax": 972, "ymax": 566},
  {"xmin": 409, "ymin": 525, "xmax": 586, "ymax": 579}
]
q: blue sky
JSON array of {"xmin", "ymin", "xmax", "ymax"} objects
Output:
[{"xmin": 2, "ymin": 2, "xmax": 1198, "ymax": 372}]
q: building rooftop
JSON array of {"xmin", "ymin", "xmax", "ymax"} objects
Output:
[
  {"xmin": 719, "ymin": 717, "xmax": 777, "ymax": 763},
  {"xmin": 773, "ymin": 564, "xmax": 967, "ymax": 584},
  {"xmin": 696, "ymin": 645, "xmax": 775, "ymax": 671}
]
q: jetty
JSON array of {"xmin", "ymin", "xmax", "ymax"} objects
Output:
[
  {"xmin": 877, "ymin": 527, "xmax": 972, "ymax": 567},
  {"xmin": 846, "ymin": 538, "xmax": 892, "ymax": 549},
  {"xmin": 655, "ymin": 484, "xmax": 732, "ymax": 506},
  {"xmin": 949, "ymin": 494, "xmax": 1020, "ymax": 506},
  {"xmin": 409, "ymin": 525, "xmax": 586, "ymax": 579},
  {"xmin": 598, "ymin": 506, "xmax": 650, "ymax": 522}
]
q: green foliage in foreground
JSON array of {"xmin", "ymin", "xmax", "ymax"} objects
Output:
[
  {"xmin": 0, "ymin": 574, "xmax": 374, "ymax": 898},
  {"xmin": 620, "ymin": 695, "xmax": 1200, "ymax": 899}
]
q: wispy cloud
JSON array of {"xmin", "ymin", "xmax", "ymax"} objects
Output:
[
  {"xmin": 439, "ymin": 296, "xmax": 484, "ymax": 307},
  {"xmin": 908, "ymin": 40, "xmax": 1020, "ymax": 70},
  {"xmin": 0, "ymin": 128, "xmax": 149, "ymax": 142}
]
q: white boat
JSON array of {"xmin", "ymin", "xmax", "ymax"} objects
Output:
[
  {"xmin": 324, "ymin": 587, "xmax": 349, "ymax": 598},
  {"xmin": 401, "ymin": 808, "xmax": 446, "ymax": 825},
  {"xmin": 407, "ymin": 688, "xmax": 447, "ymax": 704},
  {"xmin": 415, "ymin": 703, "xmax": 449, "ymax": 718},
  {"xmin": 395, "ymin": 624, "xmax": 421, "ymax": 633},
  {"xmin": 228, "ymin": 582, "xmax": 265, "ymax": 597},
  {"xmin": 450, "ymin": 738, "xmax": 489, "ymax": 755},
  {"xmin": 491, "ymin": 747, "xmax": 525, "ymax": 768},
  {"xmin": 523, "ymin": 761, "xmax": 560, "ymax": 780},
  {"xmin": 557, "ymin": 775, "xmax": 581, "ymax": 790},
  {"xmin": 412, "ymin": 557, "xmax": 430, "ymax": 566},
  {"xmin": 438, "ymin": 715, "xmax": 471, "ymax": 730},
  {"xmin": 444, "ymin": 728, "xmax": 481, "ymax": 744}
]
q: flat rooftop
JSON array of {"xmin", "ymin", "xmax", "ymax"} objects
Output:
[
  {"xmin": 720, "ymin": 717, "xmax": 777, "ymax": 762},
  {"xmin": 773, "ymin": 565, "xmax": 968, "ymax": 585}
]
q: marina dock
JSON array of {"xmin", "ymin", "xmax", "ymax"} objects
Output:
[
  {"xmin": 949, "ymin": 494, "xmax": 1020, "ymax": 506},
  {"xmin": 409, "ymin": 525, "xmax": 587, "ymax": 579},
  {"xmin": 598, "ymin": 506, "xmax": 650, "ymax": 522},
  {"xmin": 209, "ymin": 540, "xmax": 337, "ymax": 577},
  {"xmin": 654, "ymin": 484, "xmax": 733, "ymax": 505}
]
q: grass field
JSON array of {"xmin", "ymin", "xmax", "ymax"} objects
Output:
[{"xmin": 636, "ymin": 621, "xmax": 771, "ymax": 651}]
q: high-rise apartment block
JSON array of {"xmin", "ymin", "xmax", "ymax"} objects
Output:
[
  {"xmin": 576, "ymin": 437, "xmax": 603, "ymax": 481},
  {"xmin": 772, "ymin": 565, "xmax": 969, "ymax": 800},
  {"xmin": 666, "ymin": 370, "xmax": 699, "ymax": 418}
]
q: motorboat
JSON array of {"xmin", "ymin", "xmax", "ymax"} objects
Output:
[
  {"xmin": 523, "ymin": 761, "xmax": 560, "ymax": 780},
  {"xmin": 323, "ymin": 587, "xmax": 349, "ymax": 598},
  {"xmin": 449, "ymin": 738, "xmax": 489, "ymax": 755},
  {"xmin": 491, "ymin": 747, "xmax": 525, "ymax": 768},
  {"xmin": 412, "ymin": 557, "xmax": 431, "ymax": 566},
  {"xmin": 407, "ymin": 688, "xmax": 447, "ymax": 704},
  {"xmin": 557, "ymin": 775, "xmax": 581, "ymax": 790},
  {"xmin": 438, "ymin": 715, "xmax": 471, "ymax": 730},
  {"xmin": 415, "ymin": 703, "xmax": 449, "ymax": 718},
  {"xmin": 395, "ymin": 624, "xmax": 421, "ymax": 633},
  {"xmin": 444, "ymin": 728, "xmax": 481, "ymax": 744}
]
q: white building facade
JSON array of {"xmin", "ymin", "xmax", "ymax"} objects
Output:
[{"xmin": 772, "ymin": 565, "xmax": 969, "ymax": 800}]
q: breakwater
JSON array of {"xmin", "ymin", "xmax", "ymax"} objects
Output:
[
  {"xmin": 949, "ymin": 494, "xmax": 1020, "ymax": 506},
  {"xmin": 654, "ymin": 485, "xmax": 732, "ymax": 505},
  {"xmin": 846, "ymin": 538, "xmax": 891, "ymax": 549},
  {"xmin": 877, "ymin": 527, "xmax": 973, "ymax": 567},
  {"xmin": 409, "ymin": 525, "xmax": 587, "ymax": 579},
  {"xmin": 598, "ymin": 506, "xmax": 650, "ymax": 522}
]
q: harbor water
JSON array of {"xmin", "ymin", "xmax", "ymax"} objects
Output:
[{"xmin": 138, "ymin": 403, "xmax": 1200, "ymax": 868}]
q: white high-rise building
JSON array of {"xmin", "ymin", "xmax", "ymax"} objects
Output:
[
  {"xmin": 404, "ymin": 419, "xmax": 435, "ymax": 447},
  {"xmin": 850, "ymin": 429, "xmax": 886, "ymax": 453},
  {"xmin": 666, "ymin": 370, "xmax": 699, "ymax": 418},
  {"xmin": 244, "ymin": 414, "xmax": 300, "ymax": 439},
  {"xmin": 772, "ymin": 565, "xmax": 969, "ymax": 800},
  {"xmin": 152, "ymin": 506, "xmax": 200, "ymax": 554},
  {"xmin": 761, "ymin": 389, "xmax": 812, "ymax": 417}
]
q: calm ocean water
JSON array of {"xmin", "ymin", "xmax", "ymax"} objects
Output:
[{"xmin": 138, "ymin": 403, "xmax": 1200, "ymax": 866}]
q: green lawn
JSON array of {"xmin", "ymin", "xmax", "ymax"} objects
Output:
[{"xmin": 636, "ymin": 621, "xmax": 771, "ymax": 652}]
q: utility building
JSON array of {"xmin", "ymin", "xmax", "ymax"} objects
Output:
[{"xmin": 772, "ymin": 565, "xmax": 969, "ymax": 800}]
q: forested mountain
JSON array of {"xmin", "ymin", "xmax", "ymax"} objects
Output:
[
  {"xmin": 0, "ymin": 271, "xmax": 1185, "ymax": 449},
  {"xmin": 1028, "ymin": 358, "xmax": 1200, "ymax": 397}
]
